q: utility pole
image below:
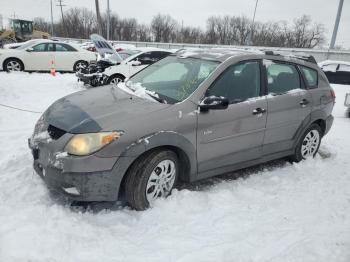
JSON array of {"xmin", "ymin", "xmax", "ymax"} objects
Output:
[
  {"xmin": 56, "ymin": 0, "xmax": 67, "ymax": 36},
  {"xmin": 247, "ymin": 0, "xmax": 259, "ymax": 45},
  {"xmin": 95, "ymin": 0, "xmax": 103, "ymax": 36},
  {"xmin": 50, "ymin": 0, "xmax": 54, "ymax": 36},
  {"xmin": 330, "ymin": 0, "xmax": 344, "ymax": 49},
  {"xmin": 106, "ymin": 0, "xmax": 110, "ymax": 40}
]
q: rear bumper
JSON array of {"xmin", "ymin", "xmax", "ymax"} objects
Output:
[{"xmin": 324, "ymin": 115, "xmax": 334, "ymax": 135}]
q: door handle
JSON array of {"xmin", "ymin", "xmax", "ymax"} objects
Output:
[
  {"xmin": 299, "ymin": 99, "xmax": 310, "ymax": 107},
  {"xmin": 252, "ymin": 108, "xmax": 267, "ymax": 115}
]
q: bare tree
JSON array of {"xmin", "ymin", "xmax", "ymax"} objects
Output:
[{"xmin": 151, "ymin": 14, "xmax": 178, "ymax": 42}]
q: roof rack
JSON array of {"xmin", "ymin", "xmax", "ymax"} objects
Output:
[{"xmin": 264, "ymin": 50, "xmax": 317, "ymax": 64}]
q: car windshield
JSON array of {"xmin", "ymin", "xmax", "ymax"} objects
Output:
[{"xmin": 127, "ymin": 56, "xmax": 220, "ymax": 103}]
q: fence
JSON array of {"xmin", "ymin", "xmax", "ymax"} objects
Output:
[{"xmin": 54, "ymin": 37, "xmax": 350, "ymax": 62}]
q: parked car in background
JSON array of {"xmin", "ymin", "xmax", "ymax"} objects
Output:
[
  {"xmin": 0, "ymin": 40, "xmax": 96, "ymax": 72},
  {"xmin": 77, "ymin": 47, "xmax": 172, "ymax": 86},
  {"xmin": 319, "ymin": 60, "xmax": 350, "ymax": 85},
  {"xmin": 29, "ymin": 49, "xmax": 334, "ymax": 210},
  {"xmin": 118, "ymin": 49, "xmax": 142, "ymax": 60}
]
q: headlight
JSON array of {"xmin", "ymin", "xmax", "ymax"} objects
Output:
[{"xmin": 64, "ymin": 131, "xmax": 123, "ymax": 156}]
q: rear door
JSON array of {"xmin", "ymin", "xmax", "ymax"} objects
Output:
[
  {"xmin": 196, "ymin": 60, "xmax": 267, "ymax": 175},
  {"xmin": 54, "ymin": 43, "xmax": 79, "ymax": 71},
  {"xmin": 263, "ymin": 60, "xmax": 312, "ymax": 154}
]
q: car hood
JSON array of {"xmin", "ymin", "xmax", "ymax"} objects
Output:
[{"xmin": 43, "ymin": 86, "xmax": 170, "ymax": 133}]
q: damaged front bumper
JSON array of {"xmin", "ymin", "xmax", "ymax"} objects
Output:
[
  {"xmin": 76, "ymin": 72, "xmax": 108, "ymax": 87},
  {"xmin": 28, "ymin": 135, "xmax": 120, "ymax": 201}
]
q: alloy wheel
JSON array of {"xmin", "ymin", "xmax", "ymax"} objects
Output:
[
  {"xmin": 301, "ymin": 129, "xmax": 320, "ymax": 158},
  {"xmin": 7, "ymin": 60, "xmax": 21, "ymax": 72},
  {"xmin": 146, "ymin": 159, "xmax": 176, "ymax": 204}
]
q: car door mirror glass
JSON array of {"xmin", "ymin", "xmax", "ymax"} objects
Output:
[{"xmin": 199, "ymin": 96, "xmax": 229, "ymax": 111}]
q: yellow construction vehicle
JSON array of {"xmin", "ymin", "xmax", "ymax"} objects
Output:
[{"xmin": 0, "ymin": 19, "xmax": 50, "ymax": 47}]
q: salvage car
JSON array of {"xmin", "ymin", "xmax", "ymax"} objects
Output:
[
  {"xmin": 77, "ymin": 47, "xmax": 172, "ymax": 86},
  {"xmin": 0, "ymin": 40, "xmax": 96, "ymax": 72},
  {"xmin": 29, "ymin": 49, "xmax": 335, "ymax": 210},
  {"xmin": 319, "ymin": 60, "xmax": 350, "ymax": 85}
]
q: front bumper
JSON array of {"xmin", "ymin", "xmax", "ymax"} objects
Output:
[{"xmin": 29, "ymin": 137, "xmax": 121, "ymax": 201}]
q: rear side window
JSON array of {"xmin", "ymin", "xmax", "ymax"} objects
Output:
[
  {"xmin": 300, "ymin": 66, "xmax": 318, "ymax": 88},
  {"xmin": 265, "ymin": 61, "xmax": 300, "ymax": 94},
  {"xmin": 55, "ymin": 43, "xmax": 77, "ymax": 52}
]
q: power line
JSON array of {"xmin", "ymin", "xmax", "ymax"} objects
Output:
[{"xmin": 0, "ymin": 103, "xmax": 42, "ymax": 114}]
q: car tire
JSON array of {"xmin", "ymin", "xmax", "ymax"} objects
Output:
[
  {"xmin": 125, "ymin": 150, "xmax": 178, "ymax": 210},
  {"xmin": 4, "ymin": 58, "xmax": 24, "ymax": 72},
  {"xmin": 107, "ymin": 74, "xmax": 125, "ymax": 85},
  {"xmin": 290, "ymin": 123, "xmax": 322, "ymax": 162},
  {"xmin": 73, "ymin": 60, "xmax": 88, "ymax": 72}
]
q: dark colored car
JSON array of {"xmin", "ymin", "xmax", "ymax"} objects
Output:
[{"xmin": 29, "ymin": 49, "xmax": 335, "ymax": 210}]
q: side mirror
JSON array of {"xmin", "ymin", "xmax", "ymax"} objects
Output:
[
  {"xmin": 128, "ymin": 60, "xmax": 141, "ymax": 66},
  {"xmin": 26, "ymin": 47, "xmax": 34, "ymax": 52},
  {"xmin": 199, "ymin": 96, "xmax": 229, "ymax": 112}
]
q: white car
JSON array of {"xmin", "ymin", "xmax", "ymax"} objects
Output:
[
  {"xmin": 0, "ymin": 40, "xmax": 97, "ymax": 72},
  {"xmin": 77, "ymin": 48, "xmax": 172, "ymax": 86},
  {"xmin": 103, "ymin": 48, "xmax": 173, "ymax": 84}
]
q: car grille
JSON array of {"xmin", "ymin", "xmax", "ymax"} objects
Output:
[{"xmin": 47, "ymin": 125, "xmax": 66, "ymax": 140}]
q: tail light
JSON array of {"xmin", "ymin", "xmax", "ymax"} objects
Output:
[{"xmin": 330, "ymin": 88, "xmax": 336, "ymax": 102}]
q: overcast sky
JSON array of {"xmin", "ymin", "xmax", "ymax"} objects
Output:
[{"xmin": 0, "ymin": 0, "xmax": 349, "ymax": 48}]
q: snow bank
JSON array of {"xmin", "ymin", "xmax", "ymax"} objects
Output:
[{"xmin": 0, "ymin": 72, "xmax": 349, "ymax": 262}]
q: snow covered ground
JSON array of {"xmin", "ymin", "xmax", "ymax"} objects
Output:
[{"xmin": 0, "ymin": 72, "xmax": 349, "ymax": 262}]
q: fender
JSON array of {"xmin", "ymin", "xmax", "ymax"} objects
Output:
[
  {"xmin": 292, "ymin": 109, "xmax": 329, "ymax": 148},
  {"xmin": 109, "ymin": 131, "xmax": 197, "ymax": 200}
]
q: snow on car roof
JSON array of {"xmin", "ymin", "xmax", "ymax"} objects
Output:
[
  {"xmin": 175, "ymin": 48, "xmax": 263, "ymax": 61},
  {"xmin": 318, "ymin": 60, "xmax": 350, "ymax": 67}
]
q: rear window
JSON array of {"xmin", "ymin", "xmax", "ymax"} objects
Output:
[{"xmin": 300, "ymin": 66, "xmax": 318, "ymax": 88}]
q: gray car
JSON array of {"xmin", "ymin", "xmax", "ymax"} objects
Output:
[{"xmin": 28, "ymin": 49, "xmax": 335, "ymax": 210}]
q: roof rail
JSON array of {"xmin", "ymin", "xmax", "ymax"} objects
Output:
[{"xmin": 264, "ymin": 50, "xmax": 317, "ymax": 64}]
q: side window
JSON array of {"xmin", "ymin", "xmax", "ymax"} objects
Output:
[
  {"xmin": 134, "ymin": 52, "xmax": 154, "ymax": 65},
  {"xmin": 207, "ymin": 61, "xmax": 261, "ymax": 104},
  {"xmin": 265, "ymin": 62, "xmax": 300, "ymax": 94},
  {"xmin": 31, "ymin": 43, "xmax": 47, "ymax": 52},
  {"xmin": 55, "ymin": 44, "xmax": 69, "ymax": 52},
  {"xmin": 47, "ymin": 43, "xmax": 54, "ymax": 51},
  {"xmin": 300, "ymin": 66, "xmax": 318, "ymax": 88},
  {"xmin": 151, "ymin": 51, "xmax": 170, "ymax": 61}
]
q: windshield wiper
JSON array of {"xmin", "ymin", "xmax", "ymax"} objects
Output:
[{"xmin": 145, "ymin": 90, "xmax": 167, "ymax": 104}]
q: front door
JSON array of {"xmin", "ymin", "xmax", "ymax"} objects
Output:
[{"xmin": 196, "ymin": 60, "xmax": 267, "ymax": 175}]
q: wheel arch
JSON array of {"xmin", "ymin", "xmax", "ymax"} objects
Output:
[
  {"xmin": 114, "ymin": 131, "xmax": 197, "ymax": 200},
  {"xmin": 108, "ymin": 73, "xmax": 126, "ymax": 84},
  {"xmin": 3, "ymin": 57, "xmax": 25, "ymax": 71}
]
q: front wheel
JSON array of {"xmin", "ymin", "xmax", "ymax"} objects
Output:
[
  {"xmin": 73, "ymin": 60, "xmax": 88, "ymax": 72},
  {"xmin": 4, "ymin": 58, "xmax": 24, "ymax": 72},
  {"xmin": 107, "ymin": 74, "xmax": 125, "ymax": 85},
  {"xmin": 125, "ymin": 150, "xmax": 178, "ymax": 210},
  {"xmin": 291, "ymin": 124, "xmax": 322, "ymax": 162}
]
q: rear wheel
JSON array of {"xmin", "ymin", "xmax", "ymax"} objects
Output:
[
  {"xmin": 4, "ymin": 58, "xmax": 24, "ymax": 72},
  {"xmin": 125, "ymin": 150, "xmax": 178, "ymax": 210},
  {"xmin": 291, "ymin": 124, "xmax": 322, "ymax": 162},
  {"xmin": 73, "ymin": 60, "xmax": 88, "ymax": 72}
]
